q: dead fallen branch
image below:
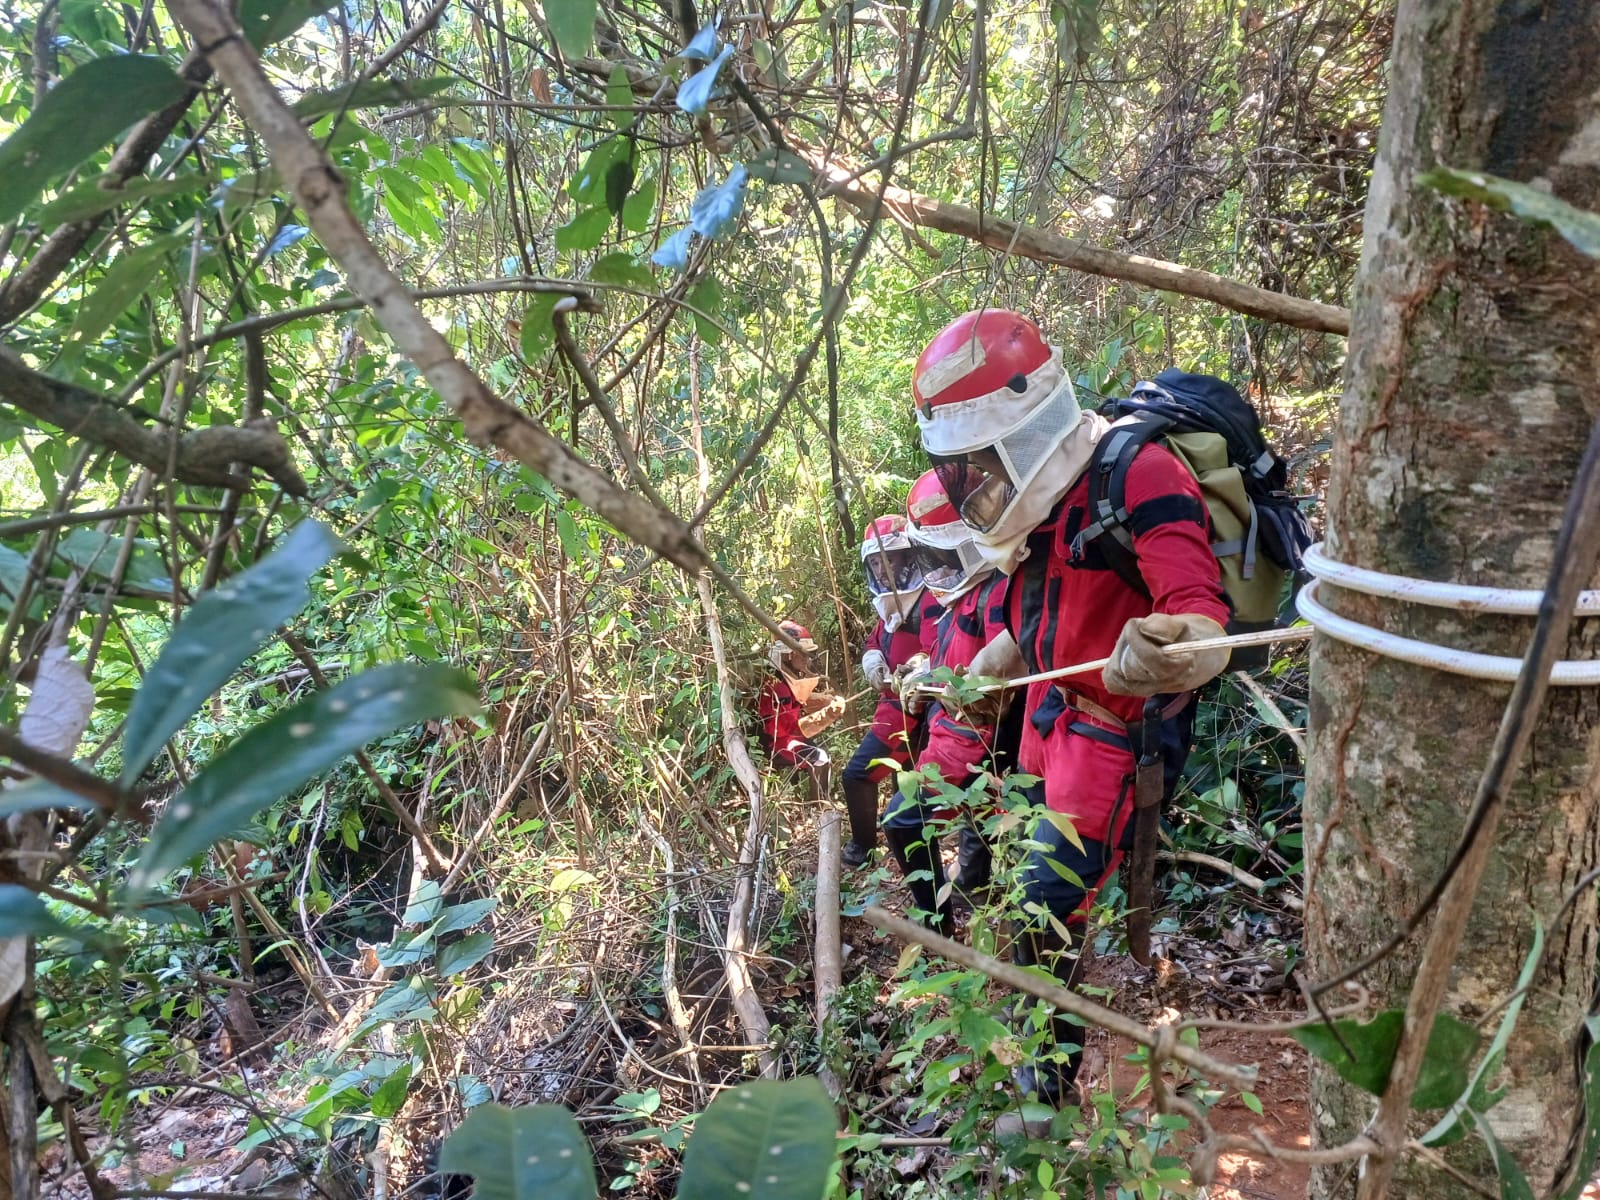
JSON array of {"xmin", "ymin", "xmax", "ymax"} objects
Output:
[
  {"xmin": 864, "ymin": 904, "xmax": 1255, "ymax": 1089},
  {"xmin": 1160, "ymin": 849, "xmax": 1304, "ymax": 912},
  {"xmin": 802, "ymin": 148, "xmax": 1351, "ymax": 336}
]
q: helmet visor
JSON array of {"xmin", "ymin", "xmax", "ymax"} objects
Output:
[
  {"xmin": 933, "ymin": 454, "xmax": 1015, "ymax": 535},
  {"xmin": 864, "ymin": 547, "xmax": 921, "ymax": 595}
]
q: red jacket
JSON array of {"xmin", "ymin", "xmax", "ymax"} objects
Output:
[
  {"xmin": 758, "ymin": 675, "xmax": 810, "ymax": 766},
  {"xmin": 1005, "ymin": 442, "xmax": 1229, "ymax": 839},
  {"xmin": 917, "ymin": 573, "xmax": 1010, "ymax": 786},
  {"xmin": 864, "ymin": 589, "xmax": 943, "ymax": 753}
]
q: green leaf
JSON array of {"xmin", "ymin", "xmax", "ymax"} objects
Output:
[
  {"xmin": 355, "ymin": 976, "xmax": 438, "ymax": 1037},
  {"xmin": 1421, "ymin": 168, "xmax": 1600, "ymax": 258},
  {"xmin": 687, "ymin": 276, "xmax": 724, "ymax": 344},
  {"xmin": 292, "ymin": 77, "xmax": 458, "ymax": 120},
  {"xmin": 132, "ymin": 664, "xmax": 481, "ymax": 891},
  {"xmin": 1470, "ymin": 1111, "xmax": 1536, "ymax": 1200},
  {"xmin": 555, "ymin": 509, "xmax": 585, "ymax": 560},
  {"xmin": 545, "ymin": 0, "xmax": 599, "ymax": 59},
  {"xmin": 122, "ymin": 521, "xmax": 342, "ymax": 784},
  {"xmin": 404, "ymin": 880, "xmax": 445, "ymax": 926},
  {"xmin": 67, "ymin": 233, "xmax": 189, "ymax": 352},
  {"xmin": 1239, "ymin": 1091, "xmax": 1263, "ymax": 1116},
  {"xmin": 1423, "ymin": 924, "xmax": 1543, "ymax": 1146},
  {"xmin": 439, "ymin": 1103, "xmax": 598, "ymax": 1200},
  {"xmin": 369, "ymin": 1064, "xmax": 413, "ymax": 1118},
  {"xmin": 0, "ymin": 544, "xmax": 29, "ymax": 612},
  {"xmin": 555, "ymin": 206, "xmax": 611, "ymax": 253},
  {"xmin": 1556, "ymin": 1014, "xmax": 1600, "ymax": 1200},
  {"xmin": 605, "ymin": 64, "xmax": 635, "ymax": 125},
  {"xmin": 438, "ymin": 932, "xmax": 495, "ymax": 975},
  {"xmin": 0, "ymin": 885, "xmax": 83, "ymax": 939},
  {"xmin": 588, "ymin": 253, "xmax": 653, "ymax": 290},
  {"xmin": 0, "ymin": 55, "xmax": 189, "ymax": 226},
  {"xmin": 569, "ymin": 137, "xmax": 631, "ymax": 207},
  {"xmin": 1290, "ymin": 1010, "xmax": 1479, "ymax": 1110},
  {"xmin": 238, "ymin": 0, "xmax": 340, "ymax": 47},
  {"xmin": 436, "ymin": 897, "xmax": 498, "ymax": 934},
  {"xmin": 520, "ymin": 294, "xmax": 562, "ymax": 360},
  {"xmin": 746, "ymin": 147, "xmax": 813, "ymax": 185},
  {"xmin": 36, "ymin": 176, "xmax": 203, "ymax": 229},
  {"xmin": 678, "ymin": 1078, "xmax": 837, "ymax": 1200},
  {"xmin": 621, "ymin": 178, "xmax": 656, "ymax": 233}
]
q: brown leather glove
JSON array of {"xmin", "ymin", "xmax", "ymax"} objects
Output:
[
  {"xmin": 947, "ymin": 630, "xmax": 1024, "ymax": 724},
  {"xmin": 798, "ymin": 693, "xmax": 847, "ymax": 737},
  {"xmin": 893, "ymin": 654, "xmax": 934, "ymax": 715},
  {"xmin": 1102, "ymin": 613, "xmax": 1229, "ymax": 697}
]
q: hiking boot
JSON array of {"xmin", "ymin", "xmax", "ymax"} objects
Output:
[
  {"xmin": 951, "ymin": 824, "xmax": 993, "ymax": 893},
  {"xmin": 884, "ymin": 824, "xmax": 953, "ymax": 935},
  {"xmin": 840, "ymin": 776, "xmax": 881, "ymax": 868},
  {"xmin": 1010, "ymin": 923, "xmax": 1084, "ymax": 1107}
]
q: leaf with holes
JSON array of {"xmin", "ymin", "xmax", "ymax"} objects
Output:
[
  {"xmin": 1290, "ymin": 1010, "xmax": 1479, "ymax": 1110},
  {"xmin": 1422, "ymin": 169, "xmax": 1600, "ymax": 259},
  {"xmin": 678, "ymin": 1077, "xmax": 837, "ymax": 1200},
  {"xmin": 0, "ymin": 55, "xmax": 189, "ymax": 225},
  {"xmin": 122, "ymin": 521, "xmax": 341, "ymax": 784},
  {"xmin": 439, "ymin": 1103, "xmax": 597, "ymax": 1200},
  {"xmin": 132, "ymin": 664, "xmax": 480, "ymax": 891}
]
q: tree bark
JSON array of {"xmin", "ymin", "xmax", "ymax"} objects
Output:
[
  {"xmin": 1305, "ymin": 2, "xmax": 1600, "ymax": 1196},
  {"xmin": 800, "ymin": 148, "xmax": 1352, "ymax": 336}
]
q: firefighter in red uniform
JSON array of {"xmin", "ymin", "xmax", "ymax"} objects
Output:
[
  {"xmin": 880, "ymin": 470, "xmax": 1023, "ymax": 931},
  {"xmin": 912, "ymin": 309, "xmax": 1231, "ymax": 1109},
  {"xmin": 758, "ymin": 620, "xmax": 845, "ymax": 805},
  {"xmin": 839, "ymin": 516, "xmax": 943, "ymax": 866}
]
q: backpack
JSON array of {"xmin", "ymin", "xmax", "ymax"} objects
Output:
[{"xmin": 1073, "ymin": 369, "xmax": 1315, "ymax": 669}]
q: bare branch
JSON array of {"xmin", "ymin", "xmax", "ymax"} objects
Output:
[
  {"xmin": 0, "ymin": 726, "xmax": 124, "ymax": 815},
  {"xmin": 800, "ymin": 147, "xmax": 1352, "ymax": 336},
  {"xmin": 162, "ymin": 0, "xmax": 715, "ymax": 579},
  {"xmin": 0, "ymin": 348, "xmax": 307, "ymax": 496}
]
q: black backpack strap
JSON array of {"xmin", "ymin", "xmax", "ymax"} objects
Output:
[{"xmin": 1071, "ymin": 415, "xmax": 1169, "ymax": 598}]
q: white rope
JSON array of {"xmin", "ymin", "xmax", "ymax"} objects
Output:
[
  {"xmin": 1297, "ymin": 543, "xmax": 1600, "ymax": 685},
  {"xmin": 1303, "ymin": 542, "xmax": 1600, "ymax": 616}
]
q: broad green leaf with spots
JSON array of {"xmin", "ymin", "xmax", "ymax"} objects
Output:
[
  {"xmin": 0, "ymin": 55, "xmax": 188, "ymax": 225},
  {"xmin": 122, "ymin": 521, "xmax": 343, "ymax": 784},
  {"xmin": 677, "ymin": 1077, "xmax": 837, "ymax": 1200},
  {"xmin": 439, "ymin": 1102, "xmax": 597, "ymax": 1200},
  {"xmin": 131, "ymin": 663, "xmax": 480, "ymax": 891},
  {"xmin": 1422, "ymin": 169, "xmax": 1600, "ymax": 259}
]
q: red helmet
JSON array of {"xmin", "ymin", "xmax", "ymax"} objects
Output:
[
  {"xmin": 860, "ymin": 514, "xmax": 921, "ymax": 596},
  {"xmin": 905, "ymin": 469, "xmax": 993, "ymax": 603},
  {"xmin": 769, "ymin": 619, "xmax": 819, "ymax": 671},
  {"xmin": 913, "ymin": 309, "xmax": 1049, "ymax": 426}
]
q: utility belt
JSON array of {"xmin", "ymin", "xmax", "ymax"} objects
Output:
[{"xmin": 1029, "ymin": 685, "xmax": 1191, "ymax": 755}]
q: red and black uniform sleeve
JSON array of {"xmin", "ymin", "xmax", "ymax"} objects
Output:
[{"xmin": 758, "ymin": 676, "xmax": 806, "ymax": 765}]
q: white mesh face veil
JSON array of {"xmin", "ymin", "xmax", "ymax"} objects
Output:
[{"xmin": 941, "ymin": 376, "xmax": 1083, "ymax": 534}]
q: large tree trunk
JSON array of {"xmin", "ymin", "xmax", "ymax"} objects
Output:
[{"xmin": 1305, "ymin": 2, "xmax": 1600, "ymax": 1197}]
